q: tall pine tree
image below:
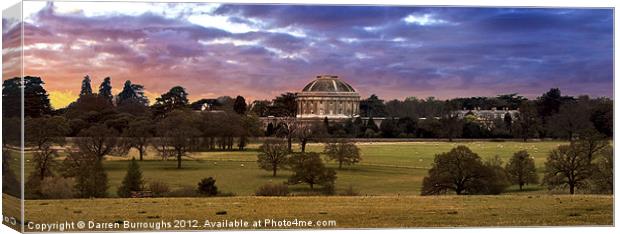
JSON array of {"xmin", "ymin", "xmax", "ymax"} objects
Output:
[
  {"xmin": 99, "ymin": 77, "xmax": 113, "ymax": 104},
  {"xmin": 80, "ymin": 75, "xmax": 93, "ymax": 97}
]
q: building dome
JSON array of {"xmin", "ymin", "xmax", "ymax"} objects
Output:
[
  {"xmin": 296, "ymin": 75, "xmax": 360, "ymax": 119},
  {"xmin": 302, "ymin": 75, "xmax": 356, "ymax": 93}
]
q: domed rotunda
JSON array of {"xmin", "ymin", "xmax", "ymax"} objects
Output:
[{"xmin": 296, "ymin": 75, "xmax": 360, "ymax": 119}]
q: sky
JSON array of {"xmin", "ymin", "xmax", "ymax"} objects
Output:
[{"xmin": 1, "ymin": 1, "xmax": 614, "ymax": 109}]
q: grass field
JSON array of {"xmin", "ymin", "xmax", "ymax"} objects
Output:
[
  {"xmin": 14, "ymin": 140, "xmax": 567, "ymax": 196},
  {"xmin": 3, "ymin": 194, "xmax": 613, "ymax": 230},
  {"xmin": 2, "ymin": 140, "xmax": 613, "ymax": 229}
]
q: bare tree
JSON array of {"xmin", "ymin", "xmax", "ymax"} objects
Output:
[
  {"xmin": 154, "ymin": 111, "xmax": 201, "ymax": 169},
  {"xmin": 75, "ymin": 124, "xmax": 119, "ymax": 161},
  {"xmin": 543, "ymin": 144, "xmax": 593, "ymax": 194},
  {"xmin": 122, "ymin": 118, "xmax": 154, "ymax": 160},
  {"xmin": 257, "ymin": 139, "xmax": 290, "ymax": 176},
  {"xmin": 294, "ymin": 121, "xmax": 327, "ymax": 153},
  {"xmin": 276, "ymin": 117, "xmax": 297, "ymax": 152}
]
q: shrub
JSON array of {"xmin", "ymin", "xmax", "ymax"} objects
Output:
[
  {"xmin": 148, "ymin": 180, "xmax": 170, "ymax": 197},
  {"xmin": 255, "ymin": 183, "xmax": 289, "ymax": 196},
  {"xmin": 41, "ymin": 177, "xmax": 76, "ymax": 199},
  {"xmin": 197, "ymin": 177, "xmax": 218, "ymax": 196}
]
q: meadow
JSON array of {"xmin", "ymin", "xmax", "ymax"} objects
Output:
[
  {"xmin": 21, "ymin": 140, "xmax": 567, "ymax": 196},
  {"xmin": 2, "ymin": 140, "xmax": 613, "ymax": 229}
]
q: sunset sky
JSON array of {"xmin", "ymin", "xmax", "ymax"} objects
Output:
[{"xmin": 2, "ymin": 2, "xmax": 613, "ymax": 109}]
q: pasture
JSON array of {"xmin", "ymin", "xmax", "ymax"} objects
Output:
[
  {"xmin": 2, "ymin": 140, "xmax": 613, "ymax": 229},
  {"xmin": 18, "ymin": 140, "xmax": 568, "ymax": 196}
]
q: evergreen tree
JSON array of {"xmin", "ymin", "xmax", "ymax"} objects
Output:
[
  {"xmin": 117, "ymin": 80, "xmax": 149, "ymax": 106},
  {"xmin": 98, "ymin": 77, "xmax": 113, "ymax": 104},
  {"xmin": 117, "ymin": 158, "xmax": 144, "ymax": 197},
  {"xmin": 152, "ymin": 86, "xmax": 189, "ymax": 118},
  {"xmin": 2, "ymin": 78, "xmax": 21, "ymax": 117},
  {"xmin": 74, "ymin": 159, "xmax": 108, "ymax": 198},
  {"xmin": 80, "ymin": 75, "xmax": 93, "ymax": 97},
  {"xmin": 233, "ymin": 95, "xmax": 247, "ymax": 115},
  {"xmin": 12, "ymin": 76, "xmax": 53, "ymax": 118}
]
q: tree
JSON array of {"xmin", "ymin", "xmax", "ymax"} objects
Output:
[
  {"xmin": 63, "ymin": 150, "xmax": 109, "ymax": 198},
  {"xmin": 116, "ymin": 80, "xmax": 149, "ymax": 106},
  {"xmin": 122, "ymin": 118, "xmax": 154, "ymax": 160},
  {"xmin": 548, "ymin": 102, "xmax": 593, "ymax": 141},
  {"xmin": 421, "ymin": 146, "xmax": 496, "ymax": 195},
  {"xmin": 590, "ymin": 98, "xmax": 612, "ymax": 137},
  {"xmin": 271, "ymin": 92, "xmax": 297, "ymax": 117},
  {"xmin": 483, "ymin": 155, "xmax": 511, "ymax": 195},
  {"xmin": 295, "ymin": 121, "xmax": 327, "ymax": 153},
  {"xmin": 80, "ymin": 75, "xmax": 93, "ymax": 97},
  {"xmin": 537, "ymin": 88, "xmax": 567, "ymax": 118},
  {"xmin": 2, "ymin": 76, "xmax": 55, "ymax": 118},
  {"xmin": 324, "ymin": 139, "xmax": 361, "ymax": 169},
  {"xmin": 590, "ymin": 146, "xmax": 613, "ymax": 194},
  {"xmin": 249, "ymin": 100, "xmax": 271, "ymax": 117},
  {"xmin": 257, "ymin": 139, "xmax": 290, "ymax": 176},
  {"xmin": 233, "ymin": 95, "xmax": 247, "ymax": 115},
  {"xmin": 574, "ymin": 128, "xmax": 609, "ymax": 161},
  {"xmin": 117, "ymin": 158, "xmax": 144, "ymax": 198},
  {"xmin": 75, "ymin": 124, "xmax": 119, "ymax": 161},
  {"xmin": 288, "ymin": 152, "xmax": 337, "ymax": 189},
  {"xmin": 439, "ymin": 115, "xmax": 463, "ymax": 141},
  {"xmin": 360, "ymin": 94, "xmax": 387, "ymax": 117},
  {"xmin": 275, "ymin": 117, "xmax": 297, "ymax": 151},
  {"xmin": 238, "ymin": 114, "xmax": 262, "ymax": 150},
  {"xmin": 542, "ymin": 144, "xmax": 592, "ymax": 194},
  {"xmin": 24, "ymin": 76, "xmax": 54, "ymax": 118},
  {"xmin": 154, "ymin": 111, "xmax": 200, "ymax": 169},
  {"xmin": 25, "ymin": 116, "xmax": 70, "ymax": 152},
  {"xmin": 505, "ymin": 150, "xmax": 538, "ymax": 191},
  {"xmin": 512, "ymin": 101, "xmax": 540, "ymax": 141},
  {"xmin": 98, "ymin": 77, "xmax": 113, "ymax": 104},
  {"xmin": 197, "ymin": 177, "xmax": 218, "ymax": 196},
  {"xmin": 2, "ymin": 78, "xmax": 21, "ymax": 117},
  {"xmin": 74, "ymin": 159, "xmax": 108, "ymax": 198},
  {"xmin": 379, "ymin": 118, "xmax": 401, "ymax": 138},
  {"xmin": 152, "ymin": 86, "xmax": 189, "ymax": 118}
]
